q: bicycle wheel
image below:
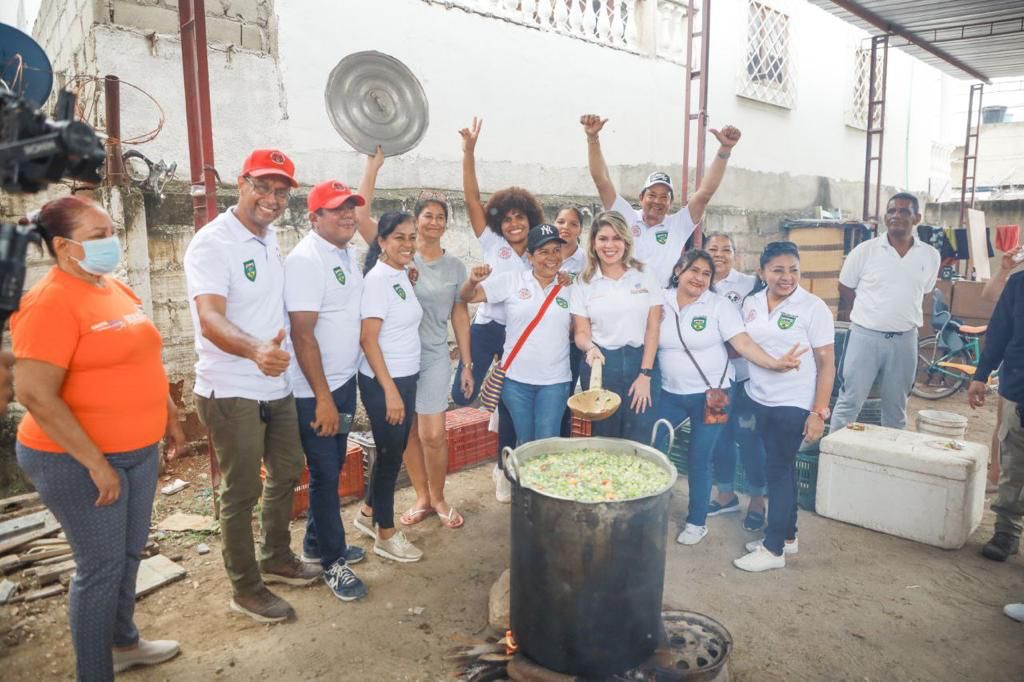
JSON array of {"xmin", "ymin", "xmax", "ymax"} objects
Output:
[{"xmin": 912, "ymin": 336, "xmax": 969, "ymax": 400}]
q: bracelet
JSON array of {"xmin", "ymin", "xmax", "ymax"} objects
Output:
[
  {"xmin": 587, "ymin": 137, "xmax": 600, "ymax": 145},
  {"xmin": 717, "ymin": 150, "xmax": 731, "ymax": 160}
]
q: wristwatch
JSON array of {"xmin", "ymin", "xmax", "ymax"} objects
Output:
[
  {"xmin": 810, "ymin": 407, "xmax": 830, "ymax": 420},
  {"xmin": 638, "ymin": 368, "xmax": 653, "ymax": 377}
]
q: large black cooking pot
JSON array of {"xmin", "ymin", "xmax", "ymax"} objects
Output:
[{"xmin": 501, "ymin": 421, "xmax": 677, "ymax": 677}]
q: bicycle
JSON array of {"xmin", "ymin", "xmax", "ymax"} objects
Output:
[{"xmin": 913, "ymin": 288, "xmax": 997, "ymax": 400}]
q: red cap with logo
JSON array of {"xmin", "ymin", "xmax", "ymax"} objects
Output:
[
  {"xmin": 241, "ymin": 149, "xmax": 298, "ymax": 187},
  {"xmin": 307, "ymin": 180, "xmax": 366, "ymax": 212}
]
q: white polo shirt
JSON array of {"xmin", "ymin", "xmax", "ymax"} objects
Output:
[
  {"xmin": 611, "ymin": 195, "xmax": 697, "ymax": 288},
  {"xmin": 284, "ymin": 230, "xmax": 363, "ymax": 399},
  {"xmin": 475, "ymin": 230, "xmax": 530, "ymax": 326},
  {"xmin": 742, "ymin": 286, "xmax": 835, "ymax": 410},
  {"xmin": 713, "ymin": 268, "xmax": 759, "ymax": 382},
  {"xmin": 184, "ymin": 207, "xmax": 291, "ymax": 401},
  {"xmin": 561, "ymin": 247, "xmax": 586, "ymax": 280},
  {"xmin": 658, "ymin": 289, "xmax": 745, "ymax": 396},
  {"xmin": 840, "ymin": 234, "xmax": 940, "ymax": 332},
  {"xmin": 358, "ymin": 262, "xmax": 423, "ymax": 379},
  {"xmin": 481, "ymin": 270, "xmax": 571, "ymax": 385},
  {"xmin": 570, "ymin": 267, "xmax": 661, "ymax": 350}
]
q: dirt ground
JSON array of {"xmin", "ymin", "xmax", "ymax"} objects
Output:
[{"xmin": 2, "ymin": 393, "xmax": 1023, "ymax": 681}]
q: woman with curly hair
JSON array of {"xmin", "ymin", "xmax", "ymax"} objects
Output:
[{"xmin": 451, "ymin": 117, "xmax": 545, "ymax": 503}]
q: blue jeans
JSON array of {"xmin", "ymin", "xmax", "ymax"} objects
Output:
[
  {"xmin": 654, "ymin": 388, "xmax": 732, "ymax": 527},
  {"xmin": 17, "ymin": 443, "xmax": 159, "ymax": 682},
  {"xmin": 452, "ymin": 320, "xmax": 516, "ymax": 460},
  {"xmin": 578, "ymin": 345, "xmax": 661, "ymax": 444},
  {"xmin": 501, "ymin": 378, "xmax": 572, "ymax": 445},
  {"xmin": 712, "ymin": 380, "xmax": 767, "ymax": 497},
  {"xmin": 753, "ymin": 402, "xmax": 808, "ymax": 555},
  {"xmin": 295, "ymin": 377, "xmax": 357, "ymax": 568}
]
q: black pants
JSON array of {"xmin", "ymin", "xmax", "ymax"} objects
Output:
[
  {"xmin": 753, "ymin": 402, "xmax": 808, "ymax": 556},
  {"xmin": 359, "ymin": 372, "xmax": 418, "ymax": 530}
]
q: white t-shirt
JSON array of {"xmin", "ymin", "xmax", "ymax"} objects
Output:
[
  {"xmin": 713, "ymin": 268, "xmax": 759, "ymax": 382},
  {"xmin": 184, "ymin": 207, "xmax": 291, "ymax": 401},
  {"xmin": 570, "ymin": 267, "xmax": 661, "ymax": 350},
  {"xmin": 657, "ymin": 288, "xmax": 745, "ymax": 396},
  {"xmin": 481, "ymin": 270, "xmax": 571, "ymax": 385},
  {"xmin": 840, "ymin": 234, "xmax": 940, "ymax": 332},
  {"xmin": 611, "ymin": 195, "xmax": 697, "ymax": 288},
  {"xmin": 358, "ymin": 262, "xmax": 423, "ymax": 379},
  {"xmin": 475, "ymin": 230, "xmax": 530, "ymax": 326},
  {"xmin": 742, "ymin": 286, "xmax": 835, "ymax": 410},
  {"xmin": 284, "ymin": 230, "xmax": 363, "ymax": 399},
  {"xmin": 561, "ymin": 247, "xmax": 586, "ymax": 281}
]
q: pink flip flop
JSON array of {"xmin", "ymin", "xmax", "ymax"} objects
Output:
[{"xmin": 399, "ymin": 507, "xmax": 436, "ymax": 526}]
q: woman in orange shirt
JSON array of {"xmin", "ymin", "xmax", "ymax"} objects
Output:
[{"xmin": 12, "ymin": 196, "xmax": 185, "ymax": 681}]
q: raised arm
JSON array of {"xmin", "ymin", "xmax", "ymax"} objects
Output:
[
  {"xmin": 355, "ymin": 146, "xmax": 385, "ymax": 244},
  {"xmin": 580, "ymin": 114, "xmax": 616, "ymax": 210},
  {"xmin": 687, "ymin": 126, "xmax": 742, "ymax": 224},
  {"xmin": 460, "ymin": 264, "xmax": 492, "ymax": 304},
  {"xmin": 983, "ymin": 245, "xmax": 1023, "ymax": 303},
  {"xmin": 461, "ymin": 118, "xmax": 487, "ymax": 237}
]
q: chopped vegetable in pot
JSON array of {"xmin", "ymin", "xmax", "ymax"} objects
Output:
[{"xmin": 518, "ymin": 450, "xmax": 669, "ymax": 502}]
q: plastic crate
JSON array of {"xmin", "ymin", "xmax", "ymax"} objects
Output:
[
  {"xmin": 795, "ymin": 449, "xmax": 819, "ymax": 512},
  {"xmin": 666, "ymin": 420, "xmax": 692, "ymax": 476},
  {"xmin": 262, "ymin": 440, "xmax": 365, "ymax": 520},
  {"xmin": 446, "ymin": 407, "xmax": 498, "ymax": 473},
  {"xmin": 571, "ymin": 416, "xmax": 592, "ymax": 437}
]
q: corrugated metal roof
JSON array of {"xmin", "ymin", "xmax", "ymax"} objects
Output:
[{"xmin": 806, "ymin": 0, "xmax": 1024, "ymax": 81}]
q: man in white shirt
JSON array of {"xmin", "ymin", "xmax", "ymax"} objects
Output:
[
  {"xmin": 830, "ymin": 193, "xmax": 941, "ymax": 432},
  {"xmin": 580, "ymin": 114, "xmax": 741, "ymax": 286},
  {"xmin": 185, "ymin": 149, "xmax": 319, "ymax": 624},
  {"xmin": 285, "ymin": 180, "xmax": 369, "ymax": 602}
]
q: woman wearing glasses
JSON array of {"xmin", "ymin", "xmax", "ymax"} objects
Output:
[{"xmin": 357, "ymin": 152, "xmax": 472, "ymax": 530}]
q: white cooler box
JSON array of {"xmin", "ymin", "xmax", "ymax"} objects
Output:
[{"xmin": 816, "ymin": 425, "xmax": 987, "ymax": 549}]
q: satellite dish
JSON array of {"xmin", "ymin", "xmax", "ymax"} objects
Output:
[
  {"xmin": 0, "ymin": 23, "xmax": 54, "ymax": 107},
  {"xmin": 324, "ymin": 51, "xmax": 429, "ymax": 157}
]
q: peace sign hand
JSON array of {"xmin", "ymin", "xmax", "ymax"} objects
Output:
[
  {"xmin": 772, "ymin": 343, "xmax": 807, "ymax": 372},
  {"xmin": 460, "ymin": 117, "xmax": 482, "ymax": 154}
]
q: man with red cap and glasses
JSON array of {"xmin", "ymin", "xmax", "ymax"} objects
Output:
[
  {"xmin": 185, "ymin": 149, "xmax": 320, "ymax": 623},
  {"xmin": 284, "ymin": 180, "xmax": 373, "ymax": 602}
]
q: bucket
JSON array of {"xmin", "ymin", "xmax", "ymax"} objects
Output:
[
  {"xmin": 916, "ymin": 410, "xmax": 968, "ymax": 438},
  {"xmin": 502, "ymin": 426, "xmax": 677, "ymax": 677}
]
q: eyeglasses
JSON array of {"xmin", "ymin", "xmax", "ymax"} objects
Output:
[{"xmin": 244, "ymin": 176, "xmax": 291, "ymax": 201}]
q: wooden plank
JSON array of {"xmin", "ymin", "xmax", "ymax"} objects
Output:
[
  {"xmin": 0, "ymin": 554, "xmax": 21, "ymax": 574},
  {"xmin": 0, "ymin": 510, "xmax": 56, "ymax": 542},
  {"xmin": 26, "ymin": 558, "xmax": 76, "ymax": 586},
  {"xmin": 0, "ymin": 523, "xmax": 60, "ymax": 556},
  {"xmin": 11, "ymin": 583, "xmax": 66, "ymax": 603},
  {"xmin": 798, "ymin": 250, "xmax": 844, "ymax": 272},
  {"xmin": 787, "ymin": 227, "xmax": 844, "ymax": 247},
  {"xmin": 135, "ymin": 555, "xmax": 186, "ymax": 598},
  {"xmin": 0, "ymin": 492, "xmax": 41, "ymax": 512}
]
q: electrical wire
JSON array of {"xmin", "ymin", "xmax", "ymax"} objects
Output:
[{"xmin": 65, "ymin": 74, "xmax": 166, "ymax": 145}]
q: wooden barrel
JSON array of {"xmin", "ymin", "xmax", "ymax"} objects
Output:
[{"xmin": 786, "ymin": 226, "xmax": 844, "ymax": 315}]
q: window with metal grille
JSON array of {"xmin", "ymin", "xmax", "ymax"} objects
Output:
[
  {"xmin": 847, "ymin": 47, "xmax": 882, "ymax": 130},
  {"xmin": 738, "ymin": 1, "xmax": 793, "ymax": 108}
]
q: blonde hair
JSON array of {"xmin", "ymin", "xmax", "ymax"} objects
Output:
[{"xmin": 580, "ymin": 210, "xmax": 644, "ymax": 284}]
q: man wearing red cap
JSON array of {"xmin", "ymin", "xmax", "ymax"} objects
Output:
[
  {"xmin": 285, "ymin": 180, "xmax": 373, "ymax": 602},
  {"xmin": 184, "ymin": 149, "xmax": 320, "ymax": 624}
]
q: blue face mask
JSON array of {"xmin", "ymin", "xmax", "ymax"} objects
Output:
[{"xmin": 69, "ymin": 235, "xmax": 121, "ymax": 275}]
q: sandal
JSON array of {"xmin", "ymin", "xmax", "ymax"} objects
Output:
[
  {"xmin": 438, "ymin": 506, "xmax": 464, "ymax": 529},
  {"xmin": 399, "ymin": 507, "xmax": 436, "ymax": 526}
]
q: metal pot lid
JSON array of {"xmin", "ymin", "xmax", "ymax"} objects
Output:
[{"xmin": 324, "ymin": 51, "xmax": 429, "ymax": 157}]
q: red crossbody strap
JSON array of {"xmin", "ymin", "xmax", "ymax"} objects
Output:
[{"xmin": 500, "ymin": 284, "xmax": 563, "ymax": 371}]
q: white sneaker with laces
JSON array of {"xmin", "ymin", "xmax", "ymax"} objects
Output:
[
  {"xmin": 374, "ymin": 530, "xmax": 423, "ymax": 563},
  {"xmin": 734, "ymin": 544, "xmax": 786, "ymax": 572},
  {"xmin": 112, "ymin": 638, "xmax": 180, "ymax": 673},
  {"xmin": 676, "ymin": 523, "xmax": 708, "ymax": 545},
  {"xmin": 1004, "ymin": 603, "xmax": 1024, "ymax": 623},
  {"xmin": 745, "ymin": 537, "xmax": 799, "ymax": 555},
  {"xmin": 493, "ymin": 465, "xmax": 512, "ymax": 504}
]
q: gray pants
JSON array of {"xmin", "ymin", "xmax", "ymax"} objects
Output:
[
  {"xmin": 830, "ymin": 324, "xmax": 918, "ymax": 432},
  {"xmin": 16, "ymin": 442, "xmax": 159, "ymax": 682},
  {"xmin": 993, "ymin": 398, "xmax": 1024, "ymax": 538}
]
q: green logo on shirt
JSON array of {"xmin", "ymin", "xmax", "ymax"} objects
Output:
[
  {"xmin": 556, "ymin": 297, "xmax": 568, "ymax": 309},
  {"xmin": 691, "ymin": 316, "xmax": 707, "ymax": 331},
  {"xmin": 655, "ymin": 231, "xmax": 668, "ymax": 245},
  {"xmin": 243, "ymin": 259, "xmax": 256, "ymax": 282},
  {"xmin": 333, "ymin": 266, "xmax": 346, "ymax": 285},
  {"xmin": 393, "ymin": 283, "xmax": 407, "ymax": 300},
  {"xmin": 778, "ymin": 313, "xmax": 797, "ymax": 330}
]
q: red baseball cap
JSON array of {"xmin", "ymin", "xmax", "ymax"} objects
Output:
[
  {"xmin": 307, "ymin": 180, "xmax": 366, "ymax": 212},
  {"xmin": 241, "ymin": 149, "xmax": 298, "ymax": 187}
]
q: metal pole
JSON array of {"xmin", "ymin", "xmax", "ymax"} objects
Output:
[
  {"xmin": 958, "ymin": 83, "xmax": 983, "ymax": 228},
  {"xmin": 178, "ymin": 0, "xmax": 206, "ymax": 232},
  {"xmin": 691, "ymin": 0, "xmax": 711, "ymax": 249},
  {"xmin": 192, "ymin": 0, "xmax": 218, "ymax": 222},
  {"xmin": 682, "ymin": 0, "xmax": 696, "ymax": 202},
  {"xmin": 862, "ymin": 34, "xmax": 888, "ymax": 222},
  {"xmin": 103, "ymin": 75, "xmax": 125, "ymax": 186}
]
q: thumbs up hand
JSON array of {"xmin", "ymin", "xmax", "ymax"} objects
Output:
[{"xmin": 254, "ymin": 329, "xmax": 291, "ymax": 376}]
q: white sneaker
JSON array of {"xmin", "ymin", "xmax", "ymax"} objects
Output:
[
  {"xmin": 734, "ymin": 544, "xmax": 786, "ymax": 572},
  {"xmin": 352, "ymin": 511, "xmax": 377, "ymax": 540},
  {"xmin": 676, "ymin": 523, "xmax": 708, "ymax": 545},
  {"xmin": 745, "ymin": 537, "xmax": 799, "ymax": 555},
  {"xmin": 373, "ymin": 530, "xmax": 423, "ymax": 563},
  {"xmin": 1005, "ymin": 603, "xmax": 1024, "ymax": 623},
  {"xmin": 112, "ymin": 638, "xmax": 180, "ymax": 673},
  {"xmin": 493, "ymin": 465, "xmax": 512, "ymax": 504}
]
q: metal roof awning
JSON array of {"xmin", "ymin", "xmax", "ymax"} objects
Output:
[{"xmin": 807, "ymin": 0, "xmax": 1024, "ymax": 83}]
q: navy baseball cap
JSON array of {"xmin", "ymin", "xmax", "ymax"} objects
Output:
[{"xmin": 527, "ymin": 223, "xmax": 567, "ymax": 252}]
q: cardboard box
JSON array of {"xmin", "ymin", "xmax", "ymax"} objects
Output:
[{"xmin": 950, "ymin": 280, "xmax": 996, "ymax": 320}]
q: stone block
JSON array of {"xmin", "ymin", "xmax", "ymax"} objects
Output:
[
  {"xmin": 488, "ymin": 568, "xmax": 510, "ymax": 633},
  {"xmin": 240, "ymin": 24, "xmax": 265, "ymax": 52},
  {"xmin": 220, "ymin": 0, "xmax": 267, "ymax": 24},
  {"xmin": 205, "ymin": 15, "xmax": 243, "ymax": 45},
  {"xmin": 111, "ymin": 0, "xmax": 182, "ymax": 35}
]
